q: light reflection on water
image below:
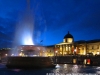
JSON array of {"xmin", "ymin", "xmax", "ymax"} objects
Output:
[
  {"xmin": 53, "ymin": 64, "xmax": 99, "ymax": 74},
  {"xmin": 0, "ymin": 64, "xmax": 100, "ymax": 75}
]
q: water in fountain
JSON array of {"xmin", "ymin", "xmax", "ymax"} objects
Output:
[
  {"xmin": 10, "ymin": 0, "xmax": 45, "ymax": 57},
  {"xmin": 14, "ymin": 0, "xmax": 34, "ymax": 46}
]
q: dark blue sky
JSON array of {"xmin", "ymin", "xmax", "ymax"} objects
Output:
[{"xmin": 0, "ymin": 0, "xmax": 100, "ymax": 48}]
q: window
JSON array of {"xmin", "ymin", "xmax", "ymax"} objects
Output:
[
  {"xmin": 63, "ymin": 39, "xmax": 66, "ymax": 42},
  {"xmin": 92, "ymin": 46, "xmax": 94, "ymax": 49},
  {"xmin": 67, "ymin": 38, "xmax": 73, "ymax": 43},
  {"xmin": 60, "ymin": 52, "xmax": 62, "ymax": 54},
  {"xmin": 50, "ymin": 50, "xmax": 51, "ymax": 52},
  {"xmin": 97, "ymin": 45, "xmax": 99, "ymax": 49},
  {"xmin": 86, "ymin": 47, "xmax": 88, "ymax": 50},
  {"xmin": 82, "ymin": 47, "xmax": 84, "ymax": 50}
]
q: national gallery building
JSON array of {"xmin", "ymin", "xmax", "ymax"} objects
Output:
[{"xmin": 46, "ymin": 31, "xmax": 100, "ymax": 56}]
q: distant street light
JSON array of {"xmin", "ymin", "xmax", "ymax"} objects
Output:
[
  {"xmin": 74, "ymin": 49, "xmax": 76, "ymax": 52},
  {"xmin": 5, "ymin": 54, "xmax": 8, "ymax": 56},
  {"xmin": 55, "ymin": 51, "xmax": 58, "ymax": 53},
  {"xmin": 74, "ymin": 49, "xmax": 77, "ymax": 55}
]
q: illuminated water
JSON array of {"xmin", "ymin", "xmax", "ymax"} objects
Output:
[
  {"xmin": 13, "ymin": 0, "xmax": 34, "ymax": 46},
  {"xmin": 0, "ymin": 64, "xmax": 100, "ymax": 75}
]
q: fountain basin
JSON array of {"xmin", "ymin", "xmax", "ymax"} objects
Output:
[{"xmin": 6, "ymin": 56, "xmax": 55, "ymax": 69}]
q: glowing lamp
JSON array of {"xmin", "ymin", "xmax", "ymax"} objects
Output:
[
  {"xmin": 74, "ymin": 49, "xmax": 76, "ymax": 52},
  {"xmin": 55, "ymin": 51, "xmax": 58, "ymax": 53},
  {"xmin": 97, "ymin": 52, "xmax": 99, "ymax": 55},
  {"xmin": 5, "ymin": 54, "xmax": 8, "ymax": 56}
]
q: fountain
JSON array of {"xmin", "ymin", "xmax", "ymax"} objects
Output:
[{"xmin": 6, "ymin": 0, "xmax": 55, "ymax": 69}]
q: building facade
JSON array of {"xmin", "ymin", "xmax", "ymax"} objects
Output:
[
  {"xmin": 55, "ymin": 31, "xmax": 74, "ymax": 56},
  {"xmin": 54, "ymin": 31, "xmax": 100, "ymax": 55},
  {"xmin": 75, "ymin": 40, "xmax": 100, "ymax": 55}
]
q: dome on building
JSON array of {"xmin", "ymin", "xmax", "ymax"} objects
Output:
[
  {"xmin": 63, "ymin": 31, "xmax": 74, "ymax": 43},
  {"xmin": 64, "ymin": 31, "xmax": 73, "ymax": 39}
]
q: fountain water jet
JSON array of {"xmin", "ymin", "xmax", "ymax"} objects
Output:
[{"xmin": 13, "ymin": 0, "xmax": 34, "ymax": 46}]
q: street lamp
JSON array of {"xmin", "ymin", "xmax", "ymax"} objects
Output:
[
  {"xmin": 55, "ymin": 51, "xmax": 58, "ymax": 53},
  {"xmin": 5, "ymin": 54, "xmax": 8, "ymax": 56}
]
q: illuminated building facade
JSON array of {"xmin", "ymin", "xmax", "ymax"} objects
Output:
[
  {"xmin": 55, "ymin": 31, "xmax": 74, "ymax": 56},
  {"xmin": 75, "ymin": 40, "xmax": 100, "ymax": 55},
  {"xmin": 54, "ymin": 31, "xmax": 100, "ymax": 55}
]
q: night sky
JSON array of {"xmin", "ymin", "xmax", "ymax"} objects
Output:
[{"xmin": 0, "ymin": 0, "xmax": 100, "ymax": 48}]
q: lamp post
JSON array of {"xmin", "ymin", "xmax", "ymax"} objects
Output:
[{"xmin": 55, "ymin": 50, "xmax": 58, "ymax": 64}]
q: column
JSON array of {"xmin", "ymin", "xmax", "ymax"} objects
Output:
[
  {"xmin": 62, "ymin": 45, "xmax": 63, "ymax": 56},
  {"xmin": 64, "ymin": 45, "xmax": 66, "ymax": 56},
  {"xmin": 58, "ymin": 45, "xmax": 60, "ymax": 56},
  {"xmin": 68, "ymin": 44, "xmax": 69, "ymax": 54},
  {"xmin": 84, "ymin": 44, "xmax": 86, "ymax": 55},
  {"xmin": 63, "ymin": 45, "xmax": 66, "ymax": 56},
  {"xmin": 70, "ymin": 44, "xmax": 72, "ymax": 54}
]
